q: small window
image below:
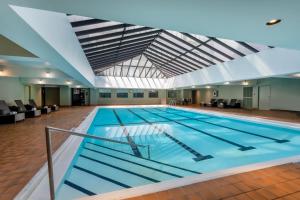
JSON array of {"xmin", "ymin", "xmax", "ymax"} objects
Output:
[
  {"xmin": 149, "ymin": 90, "xmax": 159, "ymax": 98},
  {"xmin": 117, "ymin": 93, "xmax": 128, "ymax": 98},
  {"xmin": 99, "ymin": 93, "xmax": 111, "ymax": 98},
  {"xmin": 133, "ymin": 92, "xmax": 144, "ymax": 98}
]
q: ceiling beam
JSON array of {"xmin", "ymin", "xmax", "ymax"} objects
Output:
[
  {"xmin": 75, "ymin": 23, "xmax": 134, "ymax": 36},
  {"xmin": 71, "ymin": 19, "xmax": 107, "ymax": 27}
]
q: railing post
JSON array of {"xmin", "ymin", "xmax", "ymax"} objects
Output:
[{"xmin": 45, "ymin": 127, "xmax": 55, "ymax": 200}]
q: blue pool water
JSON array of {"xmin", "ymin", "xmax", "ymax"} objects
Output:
[{"xmin": 56, "ymin": 107, "xmax": 300, "ymax": 199}]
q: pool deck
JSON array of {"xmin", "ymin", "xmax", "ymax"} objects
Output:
[
  {"xmin": 1, "ymin": 105, "xmax": 300, "ymax": 200},
  {"xmin": 0, "ymin": 106, "xmax": 94, "ymax": 200}
]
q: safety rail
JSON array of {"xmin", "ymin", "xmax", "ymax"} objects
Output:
[
  {"xmin": 45, "ymin": 126, "xmax": 150, "ymax": 200},
  {"xmin": 168, "ymin": 99, "xmax": 177, "ymax": 106}
]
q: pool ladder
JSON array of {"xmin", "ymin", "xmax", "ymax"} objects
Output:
[
  {"xmin": 168, "ymin": 99, "xmax": 177, "ymax": 106},
  {"xmin": 45, "ymin": 126, "xmax": 150, "ymax": 200}
]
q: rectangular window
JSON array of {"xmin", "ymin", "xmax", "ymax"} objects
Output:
[
  {"xmin": 133, "ymin": 92, "xmax": 144, "ymax": 98},
  {"xmin": 117, "ymin": 93, "xmax": 128, "ymax": 98},
  {"xmin": 149, "ymin": 90, "xmax": 159, "ymax": 98},
  {"xmin": 168, "ymin": 91, "xmax": 177, "ymax": 98},
  {"xmin": 99, "ymin": 93, "xmax": 111, "ymax": 98}
]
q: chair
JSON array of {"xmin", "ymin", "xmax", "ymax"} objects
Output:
[
  {"xmin": 227, "ymin": 99, "xmax": 241, "ymax": 108},
  {"xmin": 217, "ymin": 99, "xmax": 228, "ymax": 108},
  {"xmin": 15, "ymin": 100, "xmax": 41, "ymax": 118},
  {"xmin": 0, "ymin": 100, "xmax": 25, "ymax": 124},
  {"xmin": 206, "ymin": 98, "xmax": 217, "ymax": 107},
  {"xmin": 29, "ymin": 99, "xmax": 51, "ymax": 114}
]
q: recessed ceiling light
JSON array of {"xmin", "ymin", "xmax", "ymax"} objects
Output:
[
  {"xmin": 224, "ymin": 82, "xmax": 230, "ymax": 85},
  {"xmin": 66, "ymin": 80, "xmax": 72, "ymax": 85},
  {"xmin": 191, "ymin": 85, "xmax": 195, "ymax": 88},
  {"xmin": 45, "ymin": 71, "xmax": 51, "ymax": 78},
  {"xmin": 266, "ymin": 19, "xmax": 281, "ymax": 26},
  {"xmin": 38, "ymin": 79, "xmax": 44, "ymax": 84},
  {"xmin": 205, "ymin": 85, "xmax": 211, "ymax": 89},
  {"xmin": 76, "ymin": 85, "xmax": 81, "ymax": 88}
]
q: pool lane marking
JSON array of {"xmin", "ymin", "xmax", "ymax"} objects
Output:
[
  {"xmin": 128, "ymin": 109, "xmax": 213, "ymax": 161},
  {"xmin": 142, "ymin": 108, "xmax": 255, "ymax": 151},
  {"xmin": 73, "ymin": 165, "xmax": 131, "ymax": 188},
  {"xmin": 79, "ymin": 155, "xmax": 160, "ymax": 183},
  {"xmin": 86, "ymin": 142, "xmax": 201, "ymax": 174},
  {"xmin": 83, "ymin": 146, "xmax": 183, "ymax": 178},
  {"xmin": 112, "ymin": 109, "xmax": 142, "ymax": 157},
  {"xmin": 157, "ymin": 108, "xmax": 289, "ymax": 144},
  {"xmin": 64, "ymin": 180, "xmax": 96, "ymax": 196}
]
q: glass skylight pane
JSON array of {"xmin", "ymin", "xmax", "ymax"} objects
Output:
[
  {"xmin": 74, "ymin": 21, "xmax": 121, "ymax": 32},
  {"xmin": 167, "ymin": 31, "xmax": 199, "ymax": 46},
  {"xmin": 68, "ymin": 15, "xmax": 91, "ymax": 22},
  {"xmin": 199, "ymin": 45, "xmax": 231, "ymax": 62},
  {"xmin": 184, "ymin": 53, "xmax": 211, "ymax": 66},
  {"xmin": 206, "ymin": 40, "xmax": 241, "ymax": 59},
  {"xmin": 161, "ymin": 33, "xmax": 193, "ymax": 50},
  {"xmin": 191, "ymin": 49, "xmax": 221, "ymax": 64},
  {"xmin": 246, "ymin": 42, "xmax": 270, "ymax": 51},
  {"xmin": 218, "ymin": 38, "xmax": 253, "ymax": 55},
  {"xmin": 190, "ymin": 33, "xmax": 209, "ymax": 42}
]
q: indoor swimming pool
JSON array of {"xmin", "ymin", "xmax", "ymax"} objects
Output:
[{"xmin": 56, "ymin": 107, "xmax": 300, "ymax": 200}]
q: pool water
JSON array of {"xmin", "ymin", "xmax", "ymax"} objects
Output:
[{"xmin": 56, "ymin": 107, "xmax": 300, "ymax": 199}]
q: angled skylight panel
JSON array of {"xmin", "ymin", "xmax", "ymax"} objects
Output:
[
  {"xmin": 218, "ymin": 38, "xmax": 256, "ymax": 55},
  {"xmin": 246, "ymin": 42, "xmax": 270, "ymax": 51},
  {"xmin": 205, "ymin": 40, "xmax": 242, "ymax": 59}
]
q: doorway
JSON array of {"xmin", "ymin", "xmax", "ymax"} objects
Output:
[
  {"xmin": 259, "ymin": 85, "xmax": 271, "ymax": 110},
  {"xmin": 191, "ymin": 90, "xmax": 197, "ymax": 104},
  {"xmin": 71, "ymin": 88, "xmax": 90, "ymax": 106},
  {"xmin": 42, "ymin": 87, "xmax": 60, "ymax": 106}
]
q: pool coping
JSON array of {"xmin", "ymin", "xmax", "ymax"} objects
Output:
[{"xmin": 15, "ymin": 105, "xmax": 300, "ymax": 200}]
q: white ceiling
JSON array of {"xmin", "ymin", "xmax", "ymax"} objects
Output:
[{"xmin": 5, "ymin": 0, "xmax": 300, "ymax": 50}]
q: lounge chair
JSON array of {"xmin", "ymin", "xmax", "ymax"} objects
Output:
[
  {"xmin": 51, "ymin": 104, "xmax": 59, "ymax": 111},
  {"xmin": 0, "ymin": 100, "xmax": 25, "ymax": 124},
  {"xmin": 206, "ymin": 98, "xmax": 217, "ymax": 107},
  {"xmin": 29, "ymin": 99, "xmax": 51, "ymax": 114},
  {"xmin": 226, "ymin": 99, "xmax": 241, "ymax": 108},
  {"xmin": 217, "ymin": 99, "xmax": 228, "ymax": 108},
  {"xmin": 15, "ymin": 100, "xmax": 41, "ymax": 118}
]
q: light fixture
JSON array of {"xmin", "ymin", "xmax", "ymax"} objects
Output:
[
  {"xmin": 75, "ymin": 85, "xmax": 81, "ymax": 88},
  {"xmin": 45, "ymin": 71, "xmax": 51, "ymax": 78},
  {"xmin": 0, "ymin": 69, "xmax": 3, "ymax": 76},
  {"xmin": 38, "ymin": 79, "xmax": 44, "ymax": 84},
  {"xmin": 224, "ymin": 81, "xmax": 230, "ymax": 85},
  {"xmin": 205, "ymin": 85, "xmax": 211, "ymax": 89},
  {"xmin": 292, "ymin": 73, "xmax": 300, "ymax": 78},
  {"xmin": 66, "ymin": 80, "xmax": 72, "ymax": 85},
  {"xmin": 266, "ymin": 19, "xmax": 281, "ymax": 26},
  {"xmin": 242, "ymin": 81, "xmax": 249, "ymax": 86},
  {"xmin": 191, "ymin": 85, "xmax": 195, "ymax": 88}
]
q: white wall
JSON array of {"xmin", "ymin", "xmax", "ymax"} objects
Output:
[{"xmin": 0, "ymin": 77, "xmax": 25, "ymax": 105}]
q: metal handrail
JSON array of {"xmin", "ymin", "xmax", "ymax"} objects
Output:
[{"xmin": 45, "ymin": 126, "xmax": 150, "ymax": 200}]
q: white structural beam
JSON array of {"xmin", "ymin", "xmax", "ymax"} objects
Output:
[
  {"xmin": 166, "ymin": 48, "xmax": 300, "ymax": 88},
  {"xmin": 0, "ymin": 2, "xmax": 95, "ymax": 86}
]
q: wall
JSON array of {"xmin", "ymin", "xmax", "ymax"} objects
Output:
[
  {"xmin": 59, "ymin": 86, "xmax": 71, "ymax": 106},
  {"xmin": 199, "ymin": 88, "xmax": 214, "ymax": 104},
  {"xmin": 0, "ymin": 77, "xmax": 25, "ymax": 105},
  {"xmin": 91, "ymin": 89, "xmax": 165, "ymax": 105},
  {"xmin": 30, "ymin": 85, "xmax": 42, "ymax": 106},
  {"xmin": 257, "ymin": 78, "xmax": 300, "ymax": 111}
]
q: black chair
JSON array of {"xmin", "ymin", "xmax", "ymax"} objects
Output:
[
  {"xmin": 207, "ymin": 98, "xmax": 217, "ymax": 107},
  {"xmin": 217, "ymin": 99, "xmax": 228, "ymax": 108},
  {"xmin": 29, "ymin": 99, "xmax": 51, "ymax": 114},
  {"xmin": 15, "ymin": 100, "xmax": 41, "ymax": 118},
  {"xmin": 0, "ymin": 100, "xmax": 25, "ymax": 124},
  {"xmin": 227, "ymin": 99, "xmax": 241, "ymax": 108}
]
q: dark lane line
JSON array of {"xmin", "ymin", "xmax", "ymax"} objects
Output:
[
  {"xmin": 142, "ymin": 108, "xmax": 255, "ymax": 151},
  {"xmin": 79, "ymin": 155, "xmax": 160, "ymax": 183},
  {"xmin": 73, "ymin": 165, "xmax": 131, "ymax": 188},
  {"xmin": 157, "ymin": 108, "xmax": 289, "ymax": 143},
  {"xmin": 86, "ymin": 142, "xmax": 201, "ymax": 174},
  {"xmin": 83, "ymin": 146, "xmax": 183, "ymax": 178},
  {"xmin": 64, "ymin": 180, "xmax": 96, "ymax": 196},
  {"xmin": 112, "ymin": 109, "xmax": 142, "ymax": 157},
  {"xmin": 128, "ymin": 109, "xmax": 212, "ymax": 161}
]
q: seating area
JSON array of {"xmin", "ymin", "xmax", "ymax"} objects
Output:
[
  {"xmin": 203, "ymin": 98, "xmax": 242, "ymax": 108},
  {"xmin": 0, "ymin": 99, "xmax": 59, "ymax": 124}
]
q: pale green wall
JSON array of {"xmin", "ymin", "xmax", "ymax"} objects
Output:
[
  {"xmin": 59, "ymin": 86, "xmax": 71, "ymax": 106},
  {"xmin": 30, "ymin": 85, "xmax": 42, "ymax": 107},
  {"xmin": 0, "ymin": 77, "xmax": 25, "ymax": 105}
]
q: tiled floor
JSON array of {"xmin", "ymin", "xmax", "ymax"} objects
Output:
[
  {"xmin": 0, "ymin": 106, "xmax": 94, "ymax": 200},
  {"xmin": 125, "ymin": 163, "xmax": 300, "ymax": 200}
]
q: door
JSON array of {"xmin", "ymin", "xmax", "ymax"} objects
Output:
[
  {"xmin": 259, "ymin": 85, "xmax": 271, "ymax": 110},
  {"xmin": 191, "ymin": 90, "xmax": 196, "ymax": 104}
]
